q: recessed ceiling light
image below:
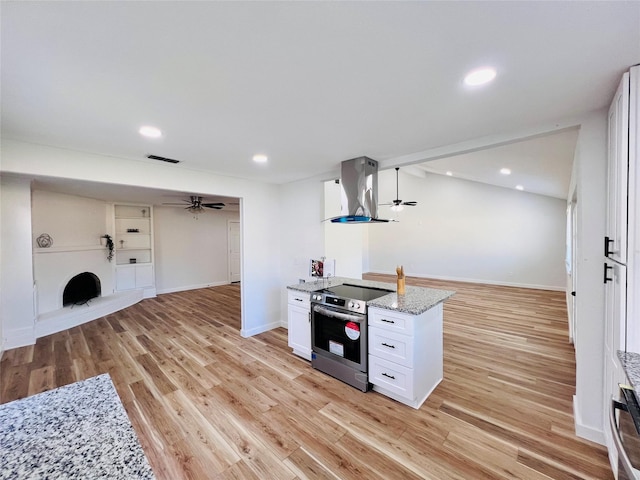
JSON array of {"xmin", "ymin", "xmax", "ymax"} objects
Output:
[
  {"xmin": 139, "ymin": 126, "xmax": 162, "ymax": 138},
  {"xmin": 252, "ymin": 154, "xmax": 268, "ymax": 163},
  {"xmin": 464, "ymin": 67, "xmax": 497, "ymax": 87},
  {"xmin": 500, "ymin": 168, "xmax": 511, "ymax": 175},
  {"xmin": 446, "ymin": 171, "xmax": 453, "ymax": 176},
  {"xmin": 516, "ymin": 185, "xmax": 524, "ymax": 191}
]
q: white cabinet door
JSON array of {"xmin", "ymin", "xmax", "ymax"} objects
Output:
[
  {"xmin": 116, "ymin": 266, "xmax": 136, "ymax": 291},
  {"xmin": 135, "ymin": 264, "xmax": 154, "ymax": 288},
  {"xmin": 606, "ymin": 72, "xmax": 630, "ymax": 263},
  {"xmin": 116, "ymin": 264, "xmax": 154, "ymax": 290},
  {"xmin": 288, "ymin": 303, "xmax": 311, "ymax": 360}
]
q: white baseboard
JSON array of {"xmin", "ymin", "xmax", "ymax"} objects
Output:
[
  {"xmin": 156, "ymin": 281, "xmax": 229, "ymax": 295},
  {"xmin": 366, "ymin": 270, "xmax": 565, "ymax": 292},
  {"xmin": 241, "ymin": 320, "xmax": 283, "ymax": 338},
  {"xmin": 4, "ymin": 325, "xmax": 36, "ymax": 350},
  {"xmin": 573, "ymin": 395, "xmax": 606, "ymax": 445}
]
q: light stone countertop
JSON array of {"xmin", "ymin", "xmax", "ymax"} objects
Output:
[
  {"xmin": 0, "ymin": 373, "xmax": 155, "ymax": 479},
  {"xmin": 287, "ymin": 276, "xmax": 454, "ymax": 315},
  {"xmin": 618, "ymin": 350, "xmax": 640, "ymax": 392}
]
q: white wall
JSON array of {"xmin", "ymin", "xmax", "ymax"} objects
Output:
[
  {"xmin": 571, "ymin": 109, "xmax": 608, "ymax": 443},
  {"xmin": 0, "ymin": 140, "xmax": 282, "ymax": 339},
  {"xmin": 369, "ymin": 169, "xmax": 567, "ymax": 289},
  {"xmin": 32, "ymin": 190, "xmax": 109, "ymax": 248},
  {"xmin": 0, "ymin": 176, "xmax": 35, "ymax": 349},
  {"xmin": 324, "ymin": 179, "xmax": 367, "ymax": 279},
  {"xmin": 278, "ymin": 178, "xmax": 326, "ymax": 283},
  {"xmin": 278, "ymin": 178, "xmax": 325, "ymax": 325},
  {"xmin": 154, "ymin": 206, "xmax": 239, "ymax": 294},
  {"xmin": 31, "ymin": 190, "xmax": 115, "ymax": 314}
]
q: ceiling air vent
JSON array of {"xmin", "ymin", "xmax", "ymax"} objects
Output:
[{"xmin": 147, "ymin": 154, "xmax": 180, "ymax": 164}]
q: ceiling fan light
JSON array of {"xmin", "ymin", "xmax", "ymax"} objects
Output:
[{"xmin": 390, "ymin": 204, "xmax": 404, "ymax": 212}]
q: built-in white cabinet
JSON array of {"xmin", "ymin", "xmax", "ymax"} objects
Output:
[
  {"xmin": 287, "ymin": 290, "xmax": 311, "ymax": 360},
  {"xmin": 114, "ymin": 204, "xmax": 155, "ymax": 298},
  {"xmin": 368, "ymin": 304, "xmax": 443, "ymax": 409},
  {"xmin": 603, "ymin": 66, "xmax": 639, "ymax": 472},
  {"xmin": 606, "ymin": 72, "xmax": 630, "ymax": 264}
]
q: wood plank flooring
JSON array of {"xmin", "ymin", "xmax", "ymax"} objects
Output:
[{"xmin": 0, "ymin": 278, "xmax": 612, "ymax": 479}]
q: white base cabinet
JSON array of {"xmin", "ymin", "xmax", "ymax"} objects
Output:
[
  {"xmin": 368, "ymin": 304, "xmax": 443, "ymax": 409},
  {"xmin": 116, "ymin": 264, "xmax": 155, "ymax": 297},
  {"xmin": 287, "ymin": 290, "xmax": 311, "ymax": 360}
]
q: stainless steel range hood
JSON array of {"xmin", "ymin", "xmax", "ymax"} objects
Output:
[{"xmin": 329, "ymin": 157, "xmax": 391, "ymax": 223}]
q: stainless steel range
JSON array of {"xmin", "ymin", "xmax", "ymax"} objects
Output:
[{"xmin": 310, "ymin": 284, "xmax": 391, "ymax": 391}]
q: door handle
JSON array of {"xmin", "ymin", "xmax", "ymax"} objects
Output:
[
  {"xmin": 604, "ymin": 263, "xmax": 613, "ymax": 284},
  {"xmin": 605, "ymin": 236, "xmax": 615, "ymax": 257}
]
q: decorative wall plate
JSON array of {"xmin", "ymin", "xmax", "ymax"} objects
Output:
[{"xmin": 36, "ymin": 233, "xmax": 53, "ymax": 248}]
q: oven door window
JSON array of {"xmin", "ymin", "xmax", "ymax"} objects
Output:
[{"xmin": 312, "ymin": 305, "xmax": 363, "ymax": 364}]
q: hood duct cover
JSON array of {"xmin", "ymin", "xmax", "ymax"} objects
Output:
[{"xmin": 330, "ymin": 157, "xmax": 391, "ymax": 223}]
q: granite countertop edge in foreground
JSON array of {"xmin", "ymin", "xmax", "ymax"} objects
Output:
[
  {"xmin": 618, "ymin": 350, "xmax": 640, "ymax": 392},
  {"xmin": 287, "ymin": 277, "xmax": 454, "ymax": 315}
]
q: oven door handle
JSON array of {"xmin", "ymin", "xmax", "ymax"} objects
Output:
[
  {"xmin": 610, "ymin": 396, "xmax": 638, "ymax": 480},
  {"xmin": 312, "ymin": 305, "xmax": 364, "ymax": 323}
]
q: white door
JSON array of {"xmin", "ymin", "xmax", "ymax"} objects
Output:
[
  {"xmin": 570, "ymin": 197, "xmax": 578, "ymax": 344},
  {"xmin": 228, "ymin": 220, "xmax": 241, "ymax": 283}
]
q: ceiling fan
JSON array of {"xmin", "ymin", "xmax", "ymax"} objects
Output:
[
  {"xmin": 381, "ymin": 167, "xmax": 417, "ymax": 211},
  {"xmin": 162, "ymin": 195, "xmax": 226, "ymax": 213}
]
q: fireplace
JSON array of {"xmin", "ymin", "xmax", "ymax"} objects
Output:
[{"xmin": 63, "ymin": 272, "xmax": 101, "ymax": 306}]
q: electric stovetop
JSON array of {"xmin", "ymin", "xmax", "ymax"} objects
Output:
[{"xmin": 322, "ymin": 284, "xmax": 391, "ymax": 302}]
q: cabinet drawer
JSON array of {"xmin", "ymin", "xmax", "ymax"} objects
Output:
[
  {"xmin": 369, "ymin": 326, "xmax": 413, "ymax": 368},
  {"xmin": 369, "ymin": 355, "xmax": 414, "ymax": 400},
  {"xmin": 288, "ymin": 290, "xmax": 310, "ymax": 306},
  {"xmin": 368, "ymin": 307, "xmax": 414, "ymax": 335}
]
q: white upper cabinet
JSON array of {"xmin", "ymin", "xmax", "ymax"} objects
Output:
[{"xmin": 606, "ymin": 72, "xmax": 630, "ymax": 263}]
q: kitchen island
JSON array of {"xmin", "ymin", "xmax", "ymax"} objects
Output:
[
  {"xmin": 286, "ymin": 277, "xmax": 454, "ymax": 408},
  {"xmin": 287, "ymin": 276, "xmax": 454, "ymax": 315}
]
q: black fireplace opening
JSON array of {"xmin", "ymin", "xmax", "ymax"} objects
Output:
[{"xmin": 63, "ymin": 272, "xmax": 101, "ymax": 307}]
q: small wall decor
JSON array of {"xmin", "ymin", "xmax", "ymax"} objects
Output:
[
  {"xmin": 101, "ymin": 234, "xmax": 114, "ymax": 262},
  {"xmin": 36, "ymin": 233, "xmax": 53, "ymax": 248}
]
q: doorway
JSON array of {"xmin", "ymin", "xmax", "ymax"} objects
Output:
[{"xmin": 228, "ymin": 220, "xmax": 241, "ymax": 283}]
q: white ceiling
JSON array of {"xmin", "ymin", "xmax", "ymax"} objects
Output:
[{"xmin": 2, "ymin": 1, "xmax": 639, "ymax": 199}]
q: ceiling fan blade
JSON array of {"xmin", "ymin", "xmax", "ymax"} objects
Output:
[
  {"xmin": 403, "ymin": 201, "xmax": 418, "ymax": 206},
  {"xmin": 202, "ymin": 203, "xmax": 225, "ymax": 208},
  {"xmin": 162, "ymin": 201, "xmax": 191, "ymax": 205}
]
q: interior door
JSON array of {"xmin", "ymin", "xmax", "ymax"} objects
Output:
[{"xmin": 228, "ymin": 220, "xmax": 241, "ymax": 283}]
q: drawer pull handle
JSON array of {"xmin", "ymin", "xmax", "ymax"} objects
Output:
[
  {"xmin": 382, "ymin": 373, "xmax": 396, "ymax": 380},
  {"xmin": 381, "ymin": 319, "xmax": 395, "ymax": 324},
  {"xmin": 295, "ymin": 298, "xmax": 303, "ymax": 302},
  {"xmin": 381, "ymin": 342, "xmax": 395, "ymax": 349}
]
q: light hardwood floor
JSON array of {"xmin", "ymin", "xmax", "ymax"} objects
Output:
[{"xmin": 0, "ymin": 278, "xmax": 612, "ymax": 479}]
